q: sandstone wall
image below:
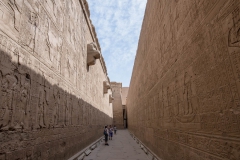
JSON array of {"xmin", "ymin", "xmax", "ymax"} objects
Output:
[
  {"xmin": 127, "ymin": 0, "xmax": 240, "ymax": 159},
  {"xmin": 0, "ymin": 0, "xmax": 112, "ymax": 159},
  {"xmin": 111, "ymin": 82, "xmax": 124, "ymax": 129}
]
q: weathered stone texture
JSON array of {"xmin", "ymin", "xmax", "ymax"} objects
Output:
[
  {"xmin": 0, "ymin": 0, "xmax": 112, "ymax": 159},
  {"xmin": 111, "ymin": 82, "xmax": 124, "ymax": 129},
  {"xmin": 127, "ymin": 0, "xmax": 240, "ymax": 160},
  {"xmin": 122, "ymin": 87, "xmax": 129, "ymax": 106}
]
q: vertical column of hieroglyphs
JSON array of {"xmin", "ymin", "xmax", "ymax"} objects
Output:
[
  {"xmin": 0, "ymin": 0, "xmax": 113, "ymax": 159},
  {"xmin": 127, "ymin": 0, "xmax": 240, "ymax": 159}
]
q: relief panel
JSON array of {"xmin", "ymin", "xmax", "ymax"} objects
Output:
[
  {"xmin": 0, "ymin": 0, "xmax": 112, "ymax": 159},
  {"xmin": 127, "ymin": 1, "xmax": 240, "ymax": 160}
]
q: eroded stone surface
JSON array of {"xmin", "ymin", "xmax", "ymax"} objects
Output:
[
  {"xmin": 0, "ymin": 0, "xmax": 112, "ymax": 159},
  {"xmin": 127, "ymin": 0, "xmax": 240, "ymax": 160}
]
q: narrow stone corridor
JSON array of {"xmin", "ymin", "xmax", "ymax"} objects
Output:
[
  {"xmin": 83, "ymin": 130, "xmax": 150, "ymax": 160},
  {"xmin": 1, "ymin": 0, "xmax": 240, "ymax": 159}
]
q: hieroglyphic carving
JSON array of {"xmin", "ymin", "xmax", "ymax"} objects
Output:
[
  {"xmin": 46, "ymin": 20, "xmax": 62, "ymax": 71},
  {"xmin": 68, "ymin": 95, "xmax": 73, "ymax": 126},
  {"xmin": 52, "ymin": 86, "xmax": 60, "ymax": 127},
  {"xmin": 8, "ymin": 0, "xmax": 23, "ymax": 32},
  {"xmin": 43, "ymin": 0, "xmax": 57, "ymax": 23},
  {"xmin": 37, "ymin": 85, "xmax": 45, "ymax": 128},
  {"xmin": 0, "ymin": 1, "xmax": 19, "ymax": 41},
  {"xmin": 19, "ymin": 2, "xmax": 38, "ymax": 51},
  {"xmin": 175, "ymin": 72, "xmax": 197, "ymax": 123},
  {"xmin": 127, "ymin": 1, "xmax": 240, "ymax": 160},
  {"xmin": 0, "ymin": 0, "xmax": 113, "ymax": 159},
  {"xmin": 0, "ymin": 74, "xmax": 16, "ymax": 130},
  {"xmin": 11, "ymin": 71, "xmax": 31, "ymax": 130},
  {"xmin": 229, "ymin": 7, "xmax": 240, "ymax": 48},
  {"xmin": 78, "ymin": 99, "xmax": 83, "ymax": 125}
]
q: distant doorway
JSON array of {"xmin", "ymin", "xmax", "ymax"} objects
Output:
[{"xmin": 123, "ymin": 109, "xmax": 128, "ymax": 128}]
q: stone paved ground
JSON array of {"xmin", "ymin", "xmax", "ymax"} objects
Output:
[{"xmin": 84, "ymin": 130, "xmax": 150, "ymax": 160}]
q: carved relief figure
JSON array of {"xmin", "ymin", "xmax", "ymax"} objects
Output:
[
  {"xmin": 229, "ymin": 7, "xmax": 240, "ymax": 48},
  {"xmin": 8, "ymin": 0, "xmax": 23, "ymax": 31},
  {"xmin": 39, "ymin": 17, "xmax": 51, "ymax": 62},
  {"xmin": 0, "ymin": 71, "xmax": 3, "ymax": 128},
  {"xmin": 0, "ymin": 0, "xmax": 20, "ymax": 40},
  {"xmin": 20, "ymin": 81, "xmax": 30, "ymax": 128},
  {"xmin": 19, "ymin": 3, "xmax": 38, "ymax": 51},
  {"xmin": 183, "ymin": 72, "xmax": 193, "ymax": 115},
  {"xmin": 37, "ymin": 89, "xmax": 45, "ymax": 128},
  {"xmin": 10, "ymin": 72, "xmax": 31, "ymax": 130},
  {"xmin": 45, "ymin": 0, "xmax": 57, "ymax": 19},
  {"xmin": 46, "ymin": 21, "xmax": 54, "ymax": 62},
  {"xmin": 72, "ymin": 61, "xmax": 77, "ymax": 84},
  {"xmin": 43, "ymin": 82, "xmax": 51, "ymax": 127},
  {"xmin": 14, "ymin": 79, "xmax": 30, "ymax": 130},
  {"xmin": 66, "ymin": 58, "xmax": 71, "ymax": 78},
  {"xmin": 46, "ymin": 20, "xmax": 62, "ymax": 71},
  {"xmin": 173, "ymin": 71, "xmax": 180, "ymax": 116},
  {"xmin": 11, "ymin": 74, "xmax": 20, "ymax": 129},
  {"xmin": 64, "ymin": 92, "xmax": 68, "ymax": 126},
  {"xmin": 0, "ymin": 74, "xmax": 17, "ymax": 130},
  {"xmin": 56, "ymin": 2, "xmax": 64, "ymax": 32},
  {"xmin": 53, "ymin": 88, "xmax": 60, "ymax": 126},
  {"xmin": 175, "ymin": 72, "xmax": 196, "ymax": 123},
  {"xmin": 68, "ymin": 96, "xmax": 73, "ymax": 125}
]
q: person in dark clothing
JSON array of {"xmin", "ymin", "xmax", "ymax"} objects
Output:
[
  {"xmin": 104, "ymin": 125, "xmax": 109, "ymax": 145},
  {"xmin": 114, "ymin": 125, "xmax": 117, "ymax": 134}
]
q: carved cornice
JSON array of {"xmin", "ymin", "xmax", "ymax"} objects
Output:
[
  {"xmin": 103, "ymin": 81, "xmax": 111, "ymax": 94},
  {"xmin": 87, "ymin": 42, "xmax": 100, "ymax": 66},
  {"xmin": 80, "ymin": 0, "xmax": 109, "ymax": 83},
  {"xmin": 109, "ymin": 94, "xmax": 114, "ymax": 103}
]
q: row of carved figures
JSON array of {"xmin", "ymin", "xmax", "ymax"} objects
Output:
[{"xmin": 0, "ymin": 68, "xmax": 108, "ymax": 131}]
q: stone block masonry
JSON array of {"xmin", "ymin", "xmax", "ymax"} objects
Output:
[
  {"xmin": 0, "ymin": 0, "xmax": 112, "ymax": 159},
  {"xmin": 127, "ymin": 0, "xmax": 240, "ymax": 160},
  {"xmin": 111, "ymin": 82, "xmax": 124, "ymax": 129}
]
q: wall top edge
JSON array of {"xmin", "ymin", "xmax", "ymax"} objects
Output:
[{"xmin": 80, "ymin": 0, "xmax": 109, "ymax": 83}]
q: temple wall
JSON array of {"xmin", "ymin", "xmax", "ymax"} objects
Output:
[
  {"xmin": 0, "ymin": 0, "xmax": 112, "ymax": 159},
  {"xmin": 111, "ymin": 82, "xmax": 124, "ymax": 129},
  {"xmin": 127, "ymin": 0, "xmax": 240, "ymax": 159}
]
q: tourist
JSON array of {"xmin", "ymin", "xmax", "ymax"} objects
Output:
[
  {"xmin": 104, "ymin": 125, "xmax": 109, "ymax": 145},
  {"xmin": 114, "ymin": 125, "xmax": 117, "ymax": 134},
  {"xmin": 109, "ymin": 125, "xmax": 113, "ymax": 140}
]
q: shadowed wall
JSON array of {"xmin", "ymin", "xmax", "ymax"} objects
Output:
[
  {"xmin": 0, "ymin": 0, "xmax": 112, "ymax": 159},
  {"xmin": 127, "ymin": 0, "xmax": 240, "ymax": 159}
]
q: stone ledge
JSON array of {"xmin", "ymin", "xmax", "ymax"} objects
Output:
[
  {"xmin": 68, "ymin": 136, "xmax": 103, "ymax": 160},
  {"xmin": 129, "ymin": 132, "xmax": 161, "ymax": 160},
  {"xmin": 91, "ymin": 144, "xmax": 97, "ymax": 150},
  {"xmin": 77, "ymin": 153, "xmax": 85, "ymax": 160},
  {"xmin": 84, "ymin": 149, "xmax": 91, "ymax": 156}
]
